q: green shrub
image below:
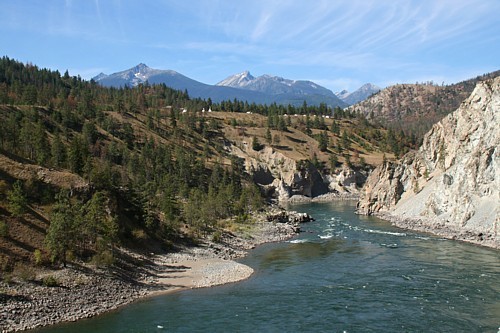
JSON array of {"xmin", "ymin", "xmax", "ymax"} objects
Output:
[
  {"xmin": 65, "ymin": 250, "xmax": 76, "ymax": 263},
  {"xmin": 33, "ymin": 249, "xmax": 43, "ymax": 266},
  {"xmin": 212, "ymin": 230, "xmax": 222, "ymax": 243},
  {"xmin": 91, "ymin": 250, "xmax": 114, "ymax": 267},
  {"xmin": 0, "ymin": 255, "xmax": 13, "ymax": 272},
  {"xmin": 0, "ymin": 220, "xmax": 8, "ymax": 238},
  {"xmin": 2, "ymin": 273, "xmax": 13, "ymax": 284},
  {"xmin": 235, "ymin": 213, "xmax": 249, "ymax": 224},
  {"xmin": 13, "ymin": 264, "xmax": 36, "ymax": 281},
  {"xmin": 42, "ymin": 275, "xmax": 60, "ymax": 287}
]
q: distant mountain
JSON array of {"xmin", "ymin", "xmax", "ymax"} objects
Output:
[
  {"xmin": 335, "ymin": 90, "xmax": 350, "ymax": 101},
  {"xmin": 336, "ymin": 83, "xmax": 381, "ymax": 106},
  {"xmin": 93, "ymin": 65, "xmax": 347, "ymax": 107},
  {"xmin": 216, "ymin": 71, "xmax": 347, "ymax": 107},
  {"xmin": 217, "ymin": 71, "xmax": 338, "ymax": 98},
  {"xmin": 93, "ymin": 63, "xmax": 184, "ymax": 88},
  {"xmin": 217, "ymin": 70, "xmax": 255, "ymax": 87},
  {"xmin": 93, "ymin": 64, "xmax": 272, "ymax": 103}
]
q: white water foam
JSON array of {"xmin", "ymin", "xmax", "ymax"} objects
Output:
[
  {"xmin": 289, "ymin": 239, "xmax": 309, "ymax": 244},
  {"xmin": 364, "ymin": 229, "xmax": 407, "ymax": 237},
  {"xmin": 319, "ymin": 234, "xmax": 334, "ymax": 239}
]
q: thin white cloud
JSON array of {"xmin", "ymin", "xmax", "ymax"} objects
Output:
[
  {"xmin": 2, "ymin": 0, "xmax": 497, "ymax": 93},
  {"xmin": 251, "ymin": 11, "xmax": 273, "ymax": 41},
  {"xmin": 181, "ymin": 41, "xmax": 260, "ymax": 55},
  {"xmin": 308, "ymin": 78, "xmax": 364, "ymax": 93}
]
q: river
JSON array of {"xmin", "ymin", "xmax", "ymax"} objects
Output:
[{"xmin": 34, "ymin": 202, "xmax": 500, "ymax": 333}]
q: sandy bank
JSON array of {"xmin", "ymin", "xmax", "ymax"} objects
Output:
[
  {"xmin": 0, "ymin": 212, "xmax": 304, "ymax": 332},
  {"xmin": 146, "ymin": 257, "xmax": 254, "ymax": 296}
]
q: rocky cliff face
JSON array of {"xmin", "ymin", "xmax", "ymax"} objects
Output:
[
  {"xmin": 357, "ymin": 77, "xmax": 499, "ymax": 248},
  {"xmin": 227, "ymin": 144, "xmax": 362, "ymax": 202}
]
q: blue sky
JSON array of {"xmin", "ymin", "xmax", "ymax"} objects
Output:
[{"xmin": 1, "ymin": 0, "xmax": 499, "ymax": 92}]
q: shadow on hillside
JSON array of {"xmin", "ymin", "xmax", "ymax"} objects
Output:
[
  {"xmin": 26, "ymin": 206, "xmax": 50, "ymax": 226},
  {"xmin": 6, "ymin": 236, "xmax": 36, "ymax": 253},
  {"xmin": 0, "ymin": 206, "xmax": 9, "ymax": 216},
  {"xmin": 0, "ymin": 149, "xmax": 35, "ymax": 165},
  {"xmin": 0, "ymin": 244, "xmax": 21, "ymax": 260},
  {"xmin": 0, "ymin": 168, "xmax": 17, "ymax": 184},
  {"xmin": 285, "ymin": 135, "xmax": 307, "ymax": 144},
  {"xmin": 17, "ymin": 215, "xmax": 46, "ymax": 235},
  {"xmin": 273, "ymin": 145, "xmax": 292, "ymax": 151}
]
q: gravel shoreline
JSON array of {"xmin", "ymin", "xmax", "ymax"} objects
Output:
[
  {"xmin": 375, "ymin": 212, "xmax": 500, "ymax": 249},
  {"xmin": 0, "ymin": 210, "xmax": 308, "ymax": 333}
]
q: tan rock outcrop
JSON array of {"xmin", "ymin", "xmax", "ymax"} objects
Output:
[
  {"xmin": 228, "ymin": 143, "xmax": 361, "ymax": 202},
  {"xmin": 357, "ymin": 77, "xmax": 499, "ymax": 248}
]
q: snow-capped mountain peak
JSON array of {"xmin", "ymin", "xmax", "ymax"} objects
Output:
[
  {"xmin": 93, "ymin": 64, "xmax": 348, "ymax": 108},
  {"xmin": 217, "ymin": 71, "xmax": 338, "ymax": 98},
  {"xmin": 132, "ymin": 63, "xmax": 149, "ymax": 72},
  {"xmin": 336, "ymin": 89, "xmax": 350, "ymax": 99},
  {"xmin": 93, "ymin": 63, "xmax": 185, "ymax": 88},
  {"xmin": 336, "ymin": 83, "xmax": 381, "ymax": 105},
  {"xmin": 217, "ymin": 71, "xmax": 255, "ymax": 87}
]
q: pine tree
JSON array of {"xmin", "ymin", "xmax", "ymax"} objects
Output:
[
  {"xmin": 7, "ymin": 181, "xmax": 27, "ymax": 217},
  {"xmin": 68, "ymin": 135, "xmax": 89, "ymax": 175},
  {"xmin": 33, "ymin": 121, "xmax": 50, "ymax": 165},
  {"xmin": 305, "ymin": 114, "xmax": 312, "ymax": 136},
  {"xmin": 329, "ymin": 154, "xmax": 338, "ymax": 171},
  {"xmin": 330, "ymin": 120, "xmax": 340, "ymax": 135},
  {"xmin": 265, "ymin": 127, "xmax": 272, "ymax": 145},
  {"xmin": 83, "ymin": 191, "xmax": 118, "ymax": 251},
  {"xmin": 318, "ymin": 130, "xmax": 329, "ymax": 152},
  {"xmin": 51, "ymin": 133, "xmax": 67, "ymax": 168},
  {"xmin": 252, "ymin": 136, "xmax": 262, "ymax": 151},
  {"xmin": 45, "ymin": 191, "xmax": 79, "ymax": 266},
  {"xmin": 342, "ymin": 130, "xmax": 351, "ymax": 150}
]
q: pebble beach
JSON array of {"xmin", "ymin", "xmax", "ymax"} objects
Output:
[{"xmin": 0, "ymin": 212, "xmax": 308, "ymax": 332}]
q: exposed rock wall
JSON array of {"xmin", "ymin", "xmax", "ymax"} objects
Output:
[
  {"xmin": 357, "ymin": 77, "xmax": 499, "ymax": 248},
  {"xmin": 228, "ymin": 145, "xmax": 361, "ymax": 202}
]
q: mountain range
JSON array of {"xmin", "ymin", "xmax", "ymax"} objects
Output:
[
  {"xmin": 335, "ymin": 83, "xmax": 380, "ymax": 105},
  {"xmin": 93, "ymin": 64, "xmax": 377, "ymax": 107},
  {"xmin": 216, "ymin": 70, "xmax": 336, "ymax": 98}
]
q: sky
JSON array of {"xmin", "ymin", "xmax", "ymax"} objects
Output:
[{"xmin": 1, "ymin": 0, "xmax": 499, "ymax": 92}]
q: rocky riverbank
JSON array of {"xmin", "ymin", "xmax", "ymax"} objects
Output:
[
  {"xmin": 287, "ymin": 193, "xmax": 359, "ymax": 203},
  {"xmin": 375, "ymin": 212, "xmax": 500, "ymax": 249},
  {"xmin": 0, "ymin": 209, "xmax": 308, "ymax": 333}
]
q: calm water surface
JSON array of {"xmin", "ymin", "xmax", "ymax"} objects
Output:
[{"xmin": 35, "ymin": 202, "xmax": 500, "ymax": 333}]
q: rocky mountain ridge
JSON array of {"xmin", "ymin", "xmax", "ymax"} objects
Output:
[
  {"xmin": 357, "ymin": 77, "xmax": 499, "ymax": 248},
  {"xmin": 335, "ymin": 83, "xmax": 380, "ymax": 106},
  {"xmin": 349, "ymin": 70, "xmax": 500, "ymax": 140},
  {"xmin": 216, "ymin": 70, "xmax": 255, "ymax": 87},
  {"xmin": 93, "ymin": 65, "xmax": 347, "ymax": 107},
  {"xmin": 216, "ymin": 71, "xmax": 338, "ymax": 100}
]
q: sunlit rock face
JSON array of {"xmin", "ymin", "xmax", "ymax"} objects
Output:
[{"xmin": 358, "ymin": 77, "xmax": 499, "ymax": 247}]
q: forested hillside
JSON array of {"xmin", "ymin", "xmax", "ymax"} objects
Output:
[
  {"xmin": 349, "ymin": 70, "xmax": 500, "ymax": 142},
  {"xmin": 0, "ymin": 57, "xmax": 407, "ymax": 273}
]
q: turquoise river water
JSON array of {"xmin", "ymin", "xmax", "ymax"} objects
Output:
[{"xmin": 34, "ymin": 202, "xmax": 499, "ymax": 333}]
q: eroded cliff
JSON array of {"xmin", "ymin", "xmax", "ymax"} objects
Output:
[
  {"xmin": 228, "ymin": 144, "xmax": 363, "ymax": 202},
  {"xmin": 357, "ymin": 77, "xmax": 499, "ymax": 248}
]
